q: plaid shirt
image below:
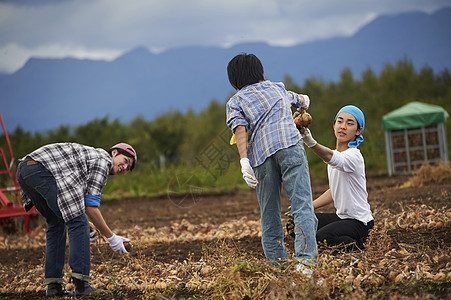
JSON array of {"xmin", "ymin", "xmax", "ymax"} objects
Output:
[
  {"xmin": 20, "ymin": 143, "xmax": 113, "ymax": 222},
  {"xmin": 226, "ymin": 80, "xmax": 310, "ymax": 167}
]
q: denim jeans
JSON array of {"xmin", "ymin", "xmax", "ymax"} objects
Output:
[
  {"xmin": 17, "ymin": 161, "xmax": 91, "ymax": 283},
  {"xmin": 254, "ymin": 141, "xmax": 318, "ymax": 266}
]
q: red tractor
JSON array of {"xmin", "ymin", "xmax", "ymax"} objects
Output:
[{"xmin": 0, "ymin": 113, "xmax": 39, "ymax": 233}]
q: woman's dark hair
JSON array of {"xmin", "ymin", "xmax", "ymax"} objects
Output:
[
  {"xmin": 227, "ymin": 53, "xmax": 264, "ymax": 90},
  {"xmin": 108, "ymin": 148, "xmax": 136, "ymax": 171}
]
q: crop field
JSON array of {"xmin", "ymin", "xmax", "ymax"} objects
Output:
[{"xmin": 0, "ymin": 164, "xmax": 450, "ymax": 299}]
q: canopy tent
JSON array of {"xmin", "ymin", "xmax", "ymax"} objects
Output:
[
  {"xmin": 382, "ymin": 101, "xmax": 449, "ymax": 130},
  {"xmin": 382, "ymin": 102, "xmax": 449, "ymax": 175}
]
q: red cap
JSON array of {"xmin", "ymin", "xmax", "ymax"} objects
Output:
[{"xmin": 110, "ymin": 143, "xmax": 137, "ymax": 164}]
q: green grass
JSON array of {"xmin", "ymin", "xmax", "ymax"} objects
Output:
[
  {"xmin": 102, "ymin": 158, "xmax": 331, "ymax": 200},
  {"xmin": 102, "ymin": 161, "xmax": 247, "ymax": 200}
]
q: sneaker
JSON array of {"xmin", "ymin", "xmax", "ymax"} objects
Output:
[
  {"xmin": 46, "ymin": 282, "xmax": 73, "ymax": 297},
  {"xmin": 295, "ymin": 264, "xmax": 324, "ymax": 285},
  {"xmin": 356, "ymin": 238, "xmax": 366, "ymax": 250},
  {"xmin": 295, "ymin": 263, "xmax": 313, "ymax": 278}
]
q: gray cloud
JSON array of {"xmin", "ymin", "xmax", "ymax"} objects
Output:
[{"xmin": 0, "ymin": 0, "xmax": 449, "ymax": 73}]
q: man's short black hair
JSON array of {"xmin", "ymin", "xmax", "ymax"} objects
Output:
[{"xmin": 227, "ymin": 53, "xmax": 264, "ymax": 90}]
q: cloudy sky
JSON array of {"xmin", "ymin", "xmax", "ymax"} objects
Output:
[{"xmin": 0, "ymin": 0, "xmax": 449, "ymax": 74}]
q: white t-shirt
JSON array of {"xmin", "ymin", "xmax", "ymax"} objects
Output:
[{"xmin": 327, "ymin": 148, "xmax": 373, "ymax": 225}]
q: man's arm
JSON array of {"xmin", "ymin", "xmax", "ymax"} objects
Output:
[
  {"xmin": 85, "ymin": 206, "xmax": 113, "ymax": 238},
  {"xmin": 234, "ymin": 125, "xmax": 258, "ymax": 188},
  {"xmin": 301, "ymin": 128, "xmax": 334, "ymax": 162},
  {"xmin": 310, "ymin": 143, "xmax": 334, "ymax": 163},
  {"xmin": 234, "ymin": 125, "xmax": 248, "ymax": 158},
  {"xmin": 313, "ymin": 189, "xmax": 334, "ymax": 209}
]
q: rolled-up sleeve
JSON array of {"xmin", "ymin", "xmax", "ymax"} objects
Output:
[
  {"xmin": 84, "ymin": 194, "xmax": 101, "ymax": 207},
  {"xmin": 226, "ymin": 97, "xmax": 248, "ymax": 133}
]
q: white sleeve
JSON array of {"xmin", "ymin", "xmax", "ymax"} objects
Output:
[{"xmin": 328, "ymin": 148, "xmax": 363, "ymax": 173}]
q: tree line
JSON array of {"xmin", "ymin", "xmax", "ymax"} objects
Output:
[{"xmin": 1, "ymin": 58, "xmax": 450, "ymax": 179}]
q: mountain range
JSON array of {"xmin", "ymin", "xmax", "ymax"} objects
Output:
[{"xmin": 1, "ymin": 7, "xmax": 450, "ymax": 133}]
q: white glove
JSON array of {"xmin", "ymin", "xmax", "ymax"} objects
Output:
[
  {"xmin": 240, "ymin": 158, "xmax": 258, "ymax": 189},
  {"xmin": 301, "ymin": 128, "xmax": 317, "ymax": 148},
  {"xmin": 107, "ymin": 234, "xmax": 130, "ymax": 254},
  {"xmin": 89, "ymin": 229, "xmax": 98, "ymax": 243}
]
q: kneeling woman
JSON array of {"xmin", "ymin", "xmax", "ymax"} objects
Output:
[{"xmin": 301, "ymin": 105, "xmax": 374, "ymax": 251}]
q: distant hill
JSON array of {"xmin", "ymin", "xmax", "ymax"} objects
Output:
[{"xmin": 1, "ymin": 7, "xmax": 450, "ymax": 132}]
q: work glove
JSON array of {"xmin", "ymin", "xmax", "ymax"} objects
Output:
[
  {"xmin": 240, "ymin": 158, "xmax": 258, "ymax": 189},
  {"xmin": 107, "ymin": 234, "xmax": 130, "ymax": 254},
  {"xmin": 89, "ymin": 229, "xmax": 98, "ymax": 243},
  {"xmin": 286, "ymin": 216, "xmax": 296, "ymax": 238},
  {"xmin": 284, "ymin": 206, "xmax": 296, "ymax": 238},
  {"xmin": 301, "ymin": 128, "xmax": 317, "ymax": 148}
]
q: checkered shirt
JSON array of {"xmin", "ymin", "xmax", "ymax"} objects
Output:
[
  {"xmin": 226, "ymin": 80, "xmax": 310, "ymax": 167},
  {"xmin": 20, "ymin": 143, "xmax": 113, "ymax": 222}
]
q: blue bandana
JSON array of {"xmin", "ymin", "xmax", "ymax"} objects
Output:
[{"xmin": 335, "ymin": 105, "xmax": 365, "ymax": 148}]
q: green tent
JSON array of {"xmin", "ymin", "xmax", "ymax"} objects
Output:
[
  {"xmin": 382, "ymin": 102, "xmax": 449, "ymax": 130},
  {"xmin": 382, "ymin": 101, "xmax": 449, "ymax": 175}
]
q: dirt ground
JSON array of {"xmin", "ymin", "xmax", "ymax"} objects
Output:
[{"xmin": 0, "ymin": 174, "xmax": 450, "ymax": 299}]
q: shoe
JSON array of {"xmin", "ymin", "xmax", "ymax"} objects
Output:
[
  {"xmin": 295, "ymin": 264, "xmax": 324, "ymax": 285},
  {"xmin": 73, "ymin": 277, "xmax": 107, "ymax": 296},
  {"xmin": 356, "ymin": 237, "xmax": 366, "ymax": 250},
  {"xmin": 295, "ymin": 263, "xmax": 313, "ymax": 278},
  {"xmin": 46, "ymin": 282, "xmax": 73, "ymax": 297}
]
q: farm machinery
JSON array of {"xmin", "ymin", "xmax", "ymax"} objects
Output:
[{"xmin": 0, "ymin": 112, "xmax": 39, "ymax": 233}]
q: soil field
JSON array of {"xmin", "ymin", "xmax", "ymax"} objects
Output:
[{"xmin": 0, "ymin": 172, "xmax": 450, "ymax": 299}]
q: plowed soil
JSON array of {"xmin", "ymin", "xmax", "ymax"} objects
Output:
[{"xmin": 0, "ymin": 174, "xmax": 450, "ymax": 299}]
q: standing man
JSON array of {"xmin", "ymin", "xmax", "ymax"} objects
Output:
[
  {"xmin": 226, "ymin": 53, "xmax": 318, "ymax": 271},
  {"xmin": 17, "ymin": 142, "xmax": 137, "ymax": 296}
]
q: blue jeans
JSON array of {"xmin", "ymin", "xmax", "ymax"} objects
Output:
[
  {"xmin": 254, "ymin": 141, "xmax": 318, "ymax": 266},
  {"xmin": 17, "ymin": 161, "xmax": 91, "ymax": 283}
]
